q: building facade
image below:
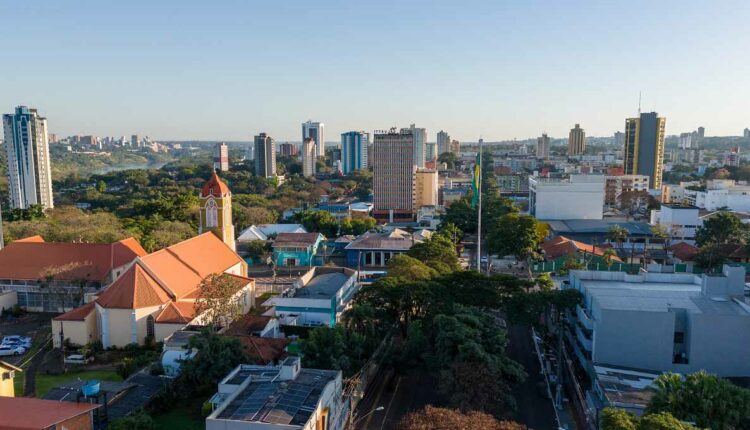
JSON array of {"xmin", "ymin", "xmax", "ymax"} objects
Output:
[
  {"xmin": 302, "ymin": 120, "xmax": 325, "ymax": 158},
  {"xmin": 302, "ymin": 137, "xmax": 316, "ymax": 177},
  {"xmin": 536, "ymin": 133, "xmax": 550, "ymax": 159},
  {"xmin": 254, "ymin": 132, "xmax": 276, "ymax": 178},
  {"xmin": 2, "ymin": 106, "xmax": 54, "ymax": 210},
  {"xmin": 373, "ymin": 129, "xmax": 416, "ymax": 222},
  {"xmin": 278, "ymin": 142, "xmax": 297, "ymax": 156},
  {"xmin": 650, "ymin": 204, "xmax": 700, "ymax": 244},
  {"xmin": 404, "ymin": 123, "xmax": 426, "ymax": 168},
  {"xmin": 341, "ymin": 131, "xmax": 368, "ymax": 174},
  {"xmin": 604, "ymin": 174, "xmax": 649, "ymax": 207},
  {"xmin": 623, "ymin": 112, "xmax": 667, "ymax": 189},
  {"xmin": 213, "ymin": 142, "xmax": 229, "ymax": 171},
  {"xmin": 415, "ymin": 168, "xmax": 438, "ymax": 207},
  {"xmin": 529, "ymin": 175, "xmax": 605, "ymax": 220},
  {"xmin": 199, "ymin": 171, "xmax": 236, "ymax": 251},
  {"xmin": 437, "ymin": 130, "xmax": 450, "ymax": 155},
  {"xmin": 568, "ymin": 123, "xmax": 586, "ymax": 156}
]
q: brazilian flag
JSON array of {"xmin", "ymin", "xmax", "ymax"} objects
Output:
[{"xmin": 471, "ymin": 152, "xmax": 480, "ymax": 208}]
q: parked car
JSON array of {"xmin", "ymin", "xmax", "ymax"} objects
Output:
[
  {"xmin": 0, "ymin": 345, "xmax": 26, "ymax": 356},
  {"xmin": 2, "ymin": 335, "xmax": 31, "ymax": 345},
  {"xmin": 64, "ymin": 354, "xmax": 93, "ymax": 365},
  {"xmin": 2, "ymin": 338, "xmax": 31, "ymax": 349}
]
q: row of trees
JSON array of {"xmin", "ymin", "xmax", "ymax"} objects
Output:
[{"xmin": 602, "ymin": 371, "xmax": 750, "ymax": 430}]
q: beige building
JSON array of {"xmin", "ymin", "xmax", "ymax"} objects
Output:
[
  {"xmin": 373, "ymin": 128, "xmax": 416, "ymax": 222},
  {"xmin": 302, "ymin": 137, "xmax": 316, "ymax": 177},
  {"xmin": 568, "ymin": 123, "xmax": 586, "ymax": 155},
  {"xmin": 537, "ymin": 133, "xmax": 550, "ymax": 159},
  {"xmin": 415, "ymin": 168, "xmax": 439, "ymax": 207},
  {"xmin": 199, "ymin": 171, "xmax": 236, "ymax": 251},
  {"xmin": 605, "ymin": 174, "xmax": 650, "ymax": 207}
]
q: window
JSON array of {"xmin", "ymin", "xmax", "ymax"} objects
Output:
[
  {"xmin": 674, "ymin": 332, "xmax": 684, "ymax": 344},
  {"xmin": 205, "ymin": 198, "xmax": 218, "ymax": 228},
  {"xmin": 146, "ymin": 315, "xmax": 155, "ymax": 338}
]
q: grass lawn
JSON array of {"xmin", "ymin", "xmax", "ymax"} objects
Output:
[
  {"xmin": 153, "ymin": 405, "xmax": 204, "ymax": 430},
  {"xmin": 35, "ymin": 369, "xmax": 122, "ymax": 398}
]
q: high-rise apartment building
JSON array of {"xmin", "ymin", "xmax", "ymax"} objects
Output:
[
  {"xmin": 373, "ymin": 128, "xmax": 416, "ymax": 222},
  {"xmin": 425, "ymin": 143, "xmax": 436, "ymax": 162},
  {"xmin": 254, "ymin": 133, "xmax": 276, "ymax": 178},
  {"xmin": 403, "ymin": 124, "xmax": 426, "ymax": 167},
  {"xmin": 449, "ymin": 140, "xmax": 461, "ymax": 155},
  {"xmin": 415, "ymin": 168, "xmax": 438, "ymax": 207},
  {"xmin": 341, "ymin": 131, "xmax": 368, "ymax": 175},
  {"xmin": 536, "ymin": 133, "xmax": 550, "ymax": 159},
  {"xmin": 697, "ymin": 126, "xmax": 705, "ymax": 138},
  {"xmin": 437, "ymin": 130, "xmax": 450, "ymax": 155},
  {"xmin": 614, "ymin": 131, "xmax": 625, "ymax": 147},
  {"xmin": 679, "ymin": 132, "xmax": 693, "ymax": 149},
  {"xmin": 623, "ymin": 112, "xmax": 667, "ymax": 189},
  {"xmin": 2, "ymin": 106, "xmax": 54, "ymax": 210},
  {"xmin": 302, "ymin": 137, "xmax": 316, "ymax": 178},
  {"xmin": 302, "ymin": 121, "xmax": 325, "ymax": 158},
  {"xmin": 568, "ymin": 124, "xmax": 586, "ymax": 156},
  {"xmin": 214, "ymin": 142, "xmax": 229, "ymax": 171},
  {"xmin": 743, "ymin": 128, "xmax": 750, "ymax": 139},
  {"xmin": 131, "ymin": 134, "xmax": 140, "ymax": 147}
]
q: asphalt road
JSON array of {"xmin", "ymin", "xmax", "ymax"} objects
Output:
[{"xmin": 507, "ymin": 323, "xmax": 560, "ymax": 430}]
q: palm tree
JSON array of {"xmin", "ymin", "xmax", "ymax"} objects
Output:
[{"xmin": 602, "ymin": 248, "xmax": 616, "ymax": 271}]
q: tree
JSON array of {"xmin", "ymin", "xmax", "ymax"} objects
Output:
[
  {"xmin": 398, "ymin": 406, "xmax": 525, "ymax": 430},
  {"xmin": 407, "ymin": 234, "xmax": 460, "ymax": 273},
  {"xmin": 341, "ymin": 217, "xmax": 376, "ymax": 236},
  {"xmin": 295, "ymin": 210, "xmax": 339, "ymax": 237},
  {"xmin": 487, "ymin": 213, "xmax": 547, "ymax": 275},
  {"xmin": 194, "ymin": 274, "xmax": 246, "ymax": 328},
  {"xmin": 108, "ymin": 410, "xmax": 155, "ymax": 430},
  {"xmin": 178, "ymin": 332, "xmax": 246, "ymax": 396},
  {"xmin": 694, "ymin": 244, "xmax": 726, "ymax": 271},
  {"xmin": 141, "ymin": 220, "xmax": 195, "ymax": 252},
  {"xmin": 607, "ymin": 225, "xmax": 629, "ymax": 249},
  {"xmin": 437, "ymin": 222, "xmax": 463, "ymax": 245},
  {"xmin": 300, "ymin": 326, "xmax": 366, "ymax": 377},
  {"xmin": 242, "ymin": 206, "xmax": 278, "ymax": 227},
  {"xmin": 600, "ymin": 408, "xmax": 637, "ymax": 430},
  {"xmin": 648, "ymin": 371, "xmax": 750, "ymax": 429},
  {"xmin": 385, "ymin": 255, "xmax": 438, "ymax": 281},
  {"xmin": 602, "ymin": 248, "xmax": 617, "ymax": 271},
  {"xmin": 96, "ymin": 180, "xmax": 107, "ymax": 193},
  {"xmin": 437, "ymin": 152, "xmax": 459, "ymax": 169},
  {"xmin": 244, "ymin": 240, "xmax": 269, "ymax": 264},
  {"xmin": 695, "ymin": 212, "xmax": 747, "ymax": 246},
  {"xmin": 600, "ymin": 408, "xmax": 701, "ymax": 430},
  {"xmin": 638, "ymin": 412, "xmax": 700, "ymax": 430}
]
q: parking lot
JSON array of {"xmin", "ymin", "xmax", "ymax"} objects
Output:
[{"xmin": 0, "ymin": 313, "xmax": 53, "ymax": 365}]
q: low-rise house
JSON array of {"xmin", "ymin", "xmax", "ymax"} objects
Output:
[
  {"xmin": 0, "ymin": 235, "xmax": 146, "ymax": 312},
  {"xmin": 237, "ymin": 224, "xmax": 308, "ymax": 242},
  {"xmin": 0, "ymin": 360, "xmax": 22, "ymax": 397},
  {"xmin": 344, "ymin": 228, "xmax": 431, "ymax": 268},
  {"xmin": 272, "ymin": 232, "xmax": 325, "ymax": 267},
  {"xmin": 0, "ymin": 396, "xmax": 100, "ymax": 430},
  {"xmin": 52, "ymin": 232, "xmax": 255, "ymax": 349},
  {"xmin": 263, "ymin": 267, "xmax": 358, "ymax": 327},
  {"xmin": 536, "ymin": 236, "xmax": 621, "ymax": 272},
  {"xmin": 206, "ymin": 358, "xmax": 347, "ymax": 430},
  {"xmin": 650, "ymin": 204, "xmax": 701, "ymax": 245}
]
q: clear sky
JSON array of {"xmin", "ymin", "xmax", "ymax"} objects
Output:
[{"xmin": 2, "ymin": 0, "xmax": 749, "ymax": 142}]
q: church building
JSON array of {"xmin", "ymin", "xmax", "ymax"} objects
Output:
[{"xmin": 199, "ymin": 170, "xmax": 236, "ymax": 251}]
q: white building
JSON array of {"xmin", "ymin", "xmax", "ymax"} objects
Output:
[
  {"xmin": 437, "ymin": 130, "xmax": 450, "ymax": 155},
  {"xmin": 340, "ymin": 131, "xmax": 368, "ymax": 174},
  {"xmin": 2, "ymin": 106, "xmax": 54, "ymax": 209},
  {"xmin": 536, "ymin": 133, "xmax": 550, "ymax": 159},
  {"xmin": 214, "ymin": 142, "xmax": 229, "ymax": 171},
  {"xmin": 678, "ymin": 180, "xmax": 750, "ymax": 212},
  {"xmin": 302, "ymin": 137, "xmax": 316, "ymax": 177},
  {"xmin": 650, "ymin": 204, "xmax": 701, "ymax": 244},
  {"xmin": 529, "ymin": 175, "xmax": 605, "ymax": 220},
  {"xmin": 262, "ymin": 267, "xmax": 358, "ymax": 327},
  {"xmin": 404, "ymin": 124, "xmax": 427, "ymax": 168},
  {"xmin": 207, "ymin": 358, "xmax": 346, "ymax": 430},
  {"xmin": 302, "ymin": 120, "xmax": 325, "ymax": 158},
  {"xmin": 566, "ymin": 265, "xmax": 750, "ymax": 377}
]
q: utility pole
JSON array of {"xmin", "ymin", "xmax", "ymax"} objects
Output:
[{"xmin": 477, "ymin": 138, "xmax": 483, "ymax": 273}]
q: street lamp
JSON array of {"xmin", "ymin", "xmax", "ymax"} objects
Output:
[{"xmin": 350, "ymin": 406, "xmax": 385, "ymax": 429}]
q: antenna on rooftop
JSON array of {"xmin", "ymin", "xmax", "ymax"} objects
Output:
[{"xmin": 638, "ymin": 91, "xmax": 642, "ymax": 115}]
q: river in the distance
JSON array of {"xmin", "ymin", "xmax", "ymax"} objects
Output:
[{"xmin": 91, "ymin": 161, "xmax": 169, "ymax": 175}]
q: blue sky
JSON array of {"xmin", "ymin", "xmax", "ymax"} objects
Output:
[{"xmin": 1, "ymin": 0, "xmax": 748, "ymax": 142}]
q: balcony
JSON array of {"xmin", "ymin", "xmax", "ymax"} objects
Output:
[
  {"xmin": 576, "ymin": 326, "xmax": 593, "ymax": 352},
  {"xmin": 576, "ymin": 305, "xmax": 594, "ymax": 331}
]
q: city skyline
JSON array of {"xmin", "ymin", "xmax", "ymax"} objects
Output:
[{"xmin": 1, "ymin": 1, "xmax": 748, "ymax": 141}]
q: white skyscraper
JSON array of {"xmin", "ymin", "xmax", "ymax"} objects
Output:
[
  {"xmin": 402, "ymin": 124, "xmax": 426, "ymax": 168},
  {"xmin": 536, "ymin": 133, "xmax": 550, "ymax": 159},
  {"xmin": 302, "ymin": 137, "xmax": 316, "ymax": 177},
  {"xmin": 302, "ymin": 121, "xmax": 325, "ymax": 158},
  {"xmin": 2, "ymin": 106, "xmax": 54, "ymax": 209},
  {"xmin": 437, "ymin": 130, "xmax": 450, "ymax": 155}
]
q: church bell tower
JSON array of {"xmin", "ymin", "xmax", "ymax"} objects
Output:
[{"xmin": 199, "ymin": 170, "xmax": 236, "ymax": 251}]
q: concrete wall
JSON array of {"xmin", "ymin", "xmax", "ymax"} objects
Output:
[
  {"xmin": 593, "ymin": 308, "xmax": 675, "ymax": 371},
  {"xmin": 0, "ymin": 291, "xmax": 17, "ymax": 313},
  {"xmin": 530, "ymin": 176, "xmax": 605, "ymax": 220},
  {"xmin": 51, "ymin": 311, "xmax": 98, "ymax": 348},
  {"xmin": 155, "ymin": 323, "xmax": 185, "ymax": 343},
  {"xmin": 687, "ymin": 312, "xmax": 750, "ymax": 376}
]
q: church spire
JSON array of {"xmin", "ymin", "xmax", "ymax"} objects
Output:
[{"xmin": 199, "ymin": 171, "xmax": 235, "ymax": 251}]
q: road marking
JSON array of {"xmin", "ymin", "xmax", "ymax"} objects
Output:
[
  {"xmin": 380, "ymin": 376, "xmax": 401, "ymax": 430},
  {"xmin": 362, "ymin": 370, "xmax": 390, "ymax": 430}
]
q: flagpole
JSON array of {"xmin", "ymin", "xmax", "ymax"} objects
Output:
[{"xmin": 477, "ymin": 138, "xmax": 483, "ymax": 272}]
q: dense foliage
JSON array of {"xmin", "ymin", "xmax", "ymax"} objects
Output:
[{"xmin": 397, "ymin": 405, "xmax": 524, "ymax": 430}]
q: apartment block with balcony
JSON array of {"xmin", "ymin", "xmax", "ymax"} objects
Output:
[{"xmin": 564, "ymin": 265, "xmax": 750, "ymax": 378}]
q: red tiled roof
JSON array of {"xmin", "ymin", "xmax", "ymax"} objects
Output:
[
  {"xmin": 140, "ymin": 232, "xmax": 244, "ymax": 299},
  {"xmin": 0, "ymin": 237, "xmax": 146, "ymax": 282},
  {"xmin": 229, "ymin": 335, "xmax": 290, "ymax": 365},
  {"xmin": 96, "ymin": 262, "xmax": 171, "ymax": 309},
  {"xmin": 0, "ymin": 396, "xmax": 99, "ymax": 429},
  {"xmin": 273, "ymin": 233, "xmax": 323, "ymax": 248},
  {"xmin": 201, "ymin": 171, "xmax": 230, "ymax": 197},
  {"xmin": 223, "ymin": 314, "xmax": 273, "ymax": 336},
  {"xmin": 53, "ymin": 301, "xmax": 96, "ymax": 321},
  {"xmin": 668, "ymin": 242, "xmax": 699, "ymax": 262},
  {"xmin": 542, "ymin": 236, "xmax": 622, "ymax": 262},
  {"xmin": 155, "ymin": 301, "xmax": 193, "ymax": 324}
]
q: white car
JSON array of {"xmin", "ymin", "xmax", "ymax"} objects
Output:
[
  {"xmin": 2, "ymin": 339, "xmax": 31, "ymax": 349},
  {"xmin": 0, "ymin": 345, "xmax": 25, "ymax": 356},
  {"xmin": 64, "ymin": 354, "xmax": 93, "ymax": 365},
  {"xmin": 2, "ymin": 335, "xmax": 31, "ymax": 344}
]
